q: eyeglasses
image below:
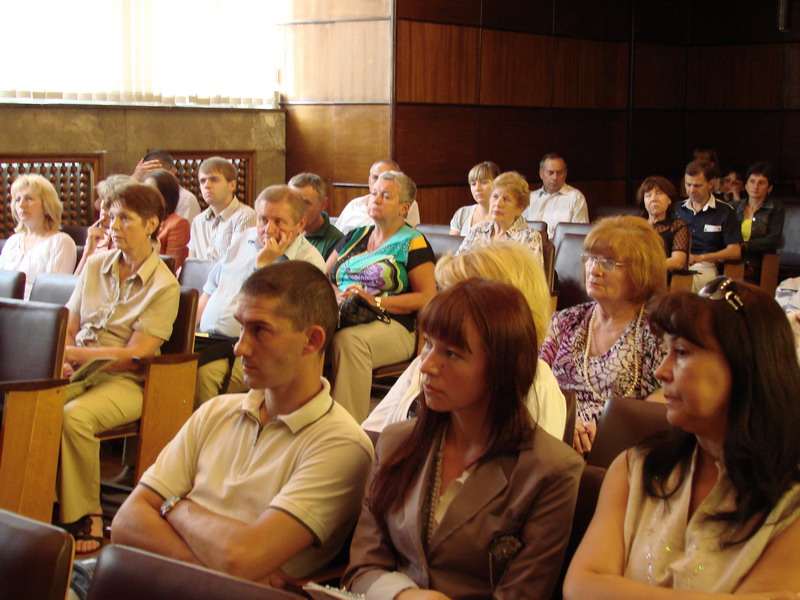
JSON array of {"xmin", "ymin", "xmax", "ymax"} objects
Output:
[
  {"xmin": 698, "ymin": 276, "xmax": 743, "ymax": 312},
  {"xmin": 581, "ymin": 253, "xmax": 625, "ymax": 273}
]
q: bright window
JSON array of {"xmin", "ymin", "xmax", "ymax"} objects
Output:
[{"xmin": 0, "ymin": 0, "xmax": 283, "ymax": 108}]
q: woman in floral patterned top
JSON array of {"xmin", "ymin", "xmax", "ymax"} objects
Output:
[
  {"xmin": 540, "ymin": 215, "xmax": 667, "ymax": 454},
  {"xmin": 456, "ymin": 171, "xmax": 543, "ymax": 268}
]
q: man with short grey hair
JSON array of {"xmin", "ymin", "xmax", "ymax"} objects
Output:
[
  {"xmin": 335, "ymin": 159, "xmax": 421, "ymax": 234},
  {"xmin": 288, "ymin": 172, "xmax": 343, "ymax": 259}
]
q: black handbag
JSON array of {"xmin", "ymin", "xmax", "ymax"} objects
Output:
[{"xmin": 338, "ymin": 294, "xmax": 391, "ymax": 328}]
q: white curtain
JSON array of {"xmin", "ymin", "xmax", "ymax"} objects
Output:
[{"xmin": 0, "ymin": 0, "xmax": 283, "ymax": 108}]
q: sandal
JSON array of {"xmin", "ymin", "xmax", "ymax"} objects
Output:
[{"xmin": 70, "ymin": 513, "xmax": 105, "ymax": 555}]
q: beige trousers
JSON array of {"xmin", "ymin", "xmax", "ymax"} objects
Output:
[
  {"xmin": 59, "ymin": 373, "xmax": 143, "ymax": 523},
  {"xmin": 193, "ymin": 356, "xmax": 248, "ymax": 408},
  {"xmin": 330, "ymin": 319, "xmax": 416, "ymax": 423}
]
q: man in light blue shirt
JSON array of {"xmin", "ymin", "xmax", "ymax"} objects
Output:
[{"xmin": 194, "ymin": 185, "xmax": 325, "ymax": 406}]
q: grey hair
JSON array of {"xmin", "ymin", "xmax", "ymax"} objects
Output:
[
  {"xmin": 378, "ymin": 170, "xmax": 417, "ymax": 205},
  {"xmin": 288, "ymin": 172, "xmax": 326, "ymax": 203},
  {"xmin": 539, "ymin": 152, "xmax": 567, "ymax": 170}
]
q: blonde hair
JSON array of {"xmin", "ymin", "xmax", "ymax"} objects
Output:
[
  {"xmin": 584, "ymin": 215, "xmax": 667, "ymax": 303},
  {"xmin": 468, "ymin": 161, "xmax": 500, "ymax": 185},
  {"xmin": 435, "ymin": 242, "xmax": 551, "ymax": 341},
  {"xmin": 492, "ymin": 171, "xmax": 530, "ymax": 210},
  {"xmin": 10, "ymin": 174, "xmax": 62, "ymax": 233}
]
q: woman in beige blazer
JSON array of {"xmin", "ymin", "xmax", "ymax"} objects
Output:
[{"xmin": 343, "ymin": 278, "xmax": 583, "ymax": 600}]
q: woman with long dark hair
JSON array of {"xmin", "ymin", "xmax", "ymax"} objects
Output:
[
  {"xmin": 565, "ymin": 278, "xmax": 800, "ymax": 598},
  {"xmin": 344, "ymin": 278, "xmax": 582, "ymax": 600}
]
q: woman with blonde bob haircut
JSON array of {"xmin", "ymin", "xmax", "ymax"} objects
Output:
[
  {"xmin": 457, "ymin": 171, "xmax": 543, "ymax": 265},
  {"xmin": 541, "ymin": 215, "xmax": 667, "ymax": 455},
  {"xmin": 363, "ymin": 242, "xmax": 566, "ymax": 439},
  {"xmin": 449, "ymin": 161, "xmax": 501, "ymax": 235},
  {"xmin": 0, "ymin": 174, "xmax": 76, "ymax": 297}
]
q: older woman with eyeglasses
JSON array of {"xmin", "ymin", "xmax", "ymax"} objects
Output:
[
  {"xmin": 540, "ymin": 216, "xmax": 667, "ymax": 455},
  {"xmin": 565, "ymin": 278, "xmax": 800, "ymax": 599}
]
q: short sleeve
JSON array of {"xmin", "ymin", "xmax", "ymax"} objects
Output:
[
  {"xmin": 722, "ymin": 206, "xmax": 744, "ymax": 246},
  {"xmin": 406, "ymin": 233, "xmax": 435, "ymax": 271}
]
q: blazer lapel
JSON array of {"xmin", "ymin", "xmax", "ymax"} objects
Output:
[{"xmin": 428, "ymin": 453, "xmax": 513, "ymax": 554}]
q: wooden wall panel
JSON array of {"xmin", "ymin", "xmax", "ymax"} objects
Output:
[
  {"xmin": 687, "ymin": 45, "xmax": 783, "ymax": 110},
  {"xmin": 551, "ymin": 110, "xmax": 628, "ymax": 180},
  {"xmin": 416, "ymin": 186, "xmax": 470, "ymax": 225},
  {"xmin": 633, "ymin": 43, "xmax": 687, "ymax": 109},
  {"xmin": 629, "ymin": 111, "xmax": 687, "ymax": 179},
  {"xmin": 396, "ymin": 21, "xmax": 480, "ymax": 104},
  {"xmin": 552, "ymin": 38, "xmax": 630, "ymax": 109},
  {"xmin": 286, "ymin": 104, "xmax": 390, "ymax": 188},
  {"xmin": 284, "ymin": 0, "xmax": 390, "ymax": 21},
  {"xmin": 283, "ymin": 20, "xmax": 391, "ymax": 103},
  {"xmin": 331, "ymin": 185, "xmax": 370, "ymax": 216},
  {"xmin": 477, "ymin": 108, "xmax": 553, "ymax": 176},
  {"xmin": 685, "ymin": 111, "xmax": 783, "ymax": 170},
  {"xmin": 286, "ymin": 105, "xmax": 335, "ymax": 184},
  {"xmin": 332, "ymin": 105, "xmax": 391, "ymax": 182},
  {"xmin": 396, "ymin": 0, "xmax": 481, "ymax": 25},
  {"xmin": 785, "ymin": 44, "xmax": 800, "ymax": 109},
  {"xmin": 394, "ymin": 105, "xmax": 479, "ymax": 185},
  {"xmin": 688, "ymin": 0, "xmax": 800, "ymax": 44},
  {"xmin": 479, "ymin": 30, "xmax": 553, "ymax": 107},
  {"xmin": 480, "ymin": 0, "xmax": 553, "ymax": 34},
  {"xmin": 633, "ymin": 0, "xmax": 690, "ymax": 44},
  {"xmin": 554, "ymin": 0, "xmax": 632, "ymax": 42},
  {"xmin": 572, "ymin": 179, "xmax": 628, "ymax": 211},
  {"xmin": 781, "ymin": 112, "xmax": 800, "ymax": 179}
]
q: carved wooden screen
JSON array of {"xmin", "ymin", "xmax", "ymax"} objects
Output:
[
  {"xmin": 167, "ymin": 151, "xmax": 256, "ymax": 210},
  {"xmin": 0, "ymin": 154, "xmax": 103, "ymax": 238}
]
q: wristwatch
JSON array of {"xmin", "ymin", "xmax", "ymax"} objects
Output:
[{"xmin": 160, "ymin": 496, "xmax": 183, "ymax": 519}]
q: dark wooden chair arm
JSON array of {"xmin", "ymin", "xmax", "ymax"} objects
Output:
[
  {"xmin": 132, "ymin": 353, "xmax": 199, "ymax": 367},
  {"xmin": 0, "ymin": 378, "xmax": 69, "ymax": 392}
]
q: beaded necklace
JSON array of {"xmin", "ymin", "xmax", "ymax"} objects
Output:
[
  {"xmin": 582, "ymin": 303, "xmax": 645, "ymax": 401},
  {"xmin": 421, "ymin": 435, "xmax": 445, "ymax": 550}
]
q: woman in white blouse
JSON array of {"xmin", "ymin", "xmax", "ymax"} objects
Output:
[{"xmin": 0, "ymin": 174, "xmax": 76, "ymax": 298}]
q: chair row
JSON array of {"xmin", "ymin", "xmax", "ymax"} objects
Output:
[{"xmin": 0, "ymin": 285, "xmax": 199, "ymax": 522}]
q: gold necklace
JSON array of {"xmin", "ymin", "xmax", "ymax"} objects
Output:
[{"xmin": 582, "ymin": 303, "xmax": 645, "ymax": 401}]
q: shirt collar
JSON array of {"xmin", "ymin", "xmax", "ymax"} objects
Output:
[
  {"xmin": 537, "ymin": 184, "xmax": 569, "ymax": 198},
  {"xmin": 681, "ymin": 196, "xmax": 717, "ymax": 213},
  {"xmin": 100, "ymin": 248, "xmax": 160, "ymax": 284},
  {"xmin": 231, "ymin": 379, "xmax": 334, "ymax": 434},
  {"xmin": 204, "ymin": 197, "xmax": 241, "ymax": 221}
]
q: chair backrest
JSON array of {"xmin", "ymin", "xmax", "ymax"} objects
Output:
[
  {"xmin": 162, "ymin": 287, "xmax": 199, "ymax": 355},
  {"xmin": 554, "ymin": 233, "xmax": 590, "ymax": 310},
  {"xmin": 60, "ymin": 225, "xmax": 89, "ymax": 246},
  {"xmin": 553, "ymin": 221, "xmax": 593, "ymax": 251},
  {"xmin": 561, "ymin": 389, "xmax": 577, "ymax": 445},
  {"xmin": 87, "ymin": 545, "xmax": 301, "ymax": 600},
  {"xmin": 551, "ymin": 465, "xmax": 607, "ymax": 600},
  {"xmin": 542, "ymin": 239, "xmax": 556, "ymax": 291},
  {"xmin": 29, "ymin": 273, "xmax": 80, "ymax": 306},
  {"xmin": 425, "ymin": 232, "xmax": 463, "ymax": 261},
  {"xmin": 159, "ymin": 254, "xmax": 177, "ymax": 274},
  {"xmin": 526, "ymin": 220, "xmax": 548, "ymax": 242},
  {"xmin": 587, "ymin": 397, "xmax": 671, "ymax": 469},
  {"xmin": 416, "ymin": 223, "xmax": 452, "ymax": 236},
  {"xmin": 0, "ymin": 269, "xmax": 25, "ymax": 299},
  {"xmin": 0, "ymin": 299, "xmax": 68, "ymax": 381},
  {"xmin": 591, "ymin": 204, "xmax": 641, "ymax": 221},
  {"xmin": 178, "ymin": 258, "xmax": 216, "ymax": 292},
  {"xmin": 0, "ymin": 509, "xmax": 74, "ymax": 600}
]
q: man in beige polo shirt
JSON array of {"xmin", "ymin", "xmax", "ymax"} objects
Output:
[{"xmin": 112, "ymin": 261, "xmax": 374, "ymax": 586}]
